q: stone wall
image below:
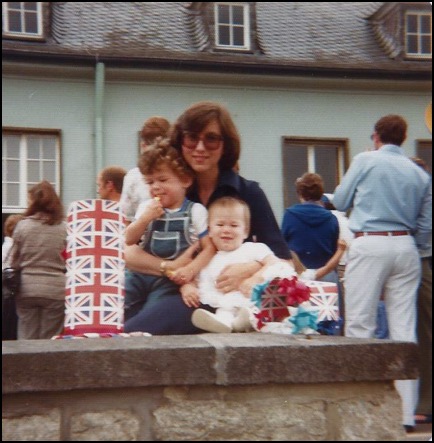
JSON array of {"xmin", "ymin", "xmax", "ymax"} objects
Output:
[{"xmin": 2, "ymin": 334, "xmax": 418, "ymax": 441}]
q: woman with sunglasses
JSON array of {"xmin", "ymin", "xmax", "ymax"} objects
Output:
[{"xmin": 124, "ymin": 101, "xmax": 289, "ymax": 334}]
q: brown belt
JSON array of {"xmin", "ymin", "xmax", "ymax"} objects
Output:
[{"xmin": 354, "ymin": 231, "xmax": 410, "ymax": 238}]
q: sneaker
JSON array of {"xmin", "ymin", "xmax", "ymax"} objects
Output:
[
  {"xmin": 232, "ymin": 307, "xmax": 253, "ymax": 332},
  {"xmin": 192, "ymin": 309, "xmax": 232, "ymax": 333}
]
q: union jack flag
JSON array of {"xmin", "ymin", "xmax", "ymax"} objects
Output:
[
  {"xmin": 259, "ymin": 278, "xmax": 290, "ymax": 322},
  {"xmin": 305, "ymin": 280, "xmax": 339, "ymax": 322},
  {"xmin": 63, "ymin": 199, "xmax": 126, "ymax": 335}
]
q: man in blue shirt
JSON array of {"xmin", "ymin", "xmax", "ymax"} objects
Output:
[{"xmin": 333, "ymin": 114, "xmax": 432, "ymax": 432}]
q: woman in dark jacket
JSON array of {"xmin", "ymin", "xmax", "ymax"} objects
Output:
[{"xmin": 124, "ymin": 101, "xmax": 289, "ymax": 334}]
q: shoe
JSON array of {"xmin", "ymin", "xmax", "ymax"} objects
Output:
[
  {"xmin": 192, "ymin": 309, "xmax": 232, "ymax": 333},
  {"xmin": 403, "ymin": 425, "xmax": 415, "ymax": 433},
  {"xmin": 232, "ymin": 307, "xmax": 253, "ymax": 332},
  {"xmin": 415, "ymin": 414, "xmax": 432, "ymax": 424}
]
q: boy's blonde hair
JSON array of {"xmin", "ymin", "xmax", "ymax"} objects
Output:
[
  {"xmin": 208, "ymin": 197, "xmax": 251, "ymax": 234},
  {"xmin": 138, "ymin": 137, "xmax": 194, "ymax": 181},
  {"xmin": 4, "ymin": 214, "xmax": 25, "ymax": 237}
]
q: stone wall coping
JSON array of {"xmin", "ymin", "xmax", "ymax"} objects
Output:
[{"xmin": 2, "ymin": 334, "xmax": 418, "ymax": 394}]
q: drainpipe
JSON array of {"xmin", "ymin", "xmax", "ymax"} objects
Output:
[{"xmin": 95, "ymin": 62, "xmax": 105, "ymax": 183}]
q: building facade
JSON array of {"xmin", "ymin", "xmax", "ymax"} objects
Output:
[{"xmin": 2, "ymin": 2, "xmax": 432, "ymax": 230}]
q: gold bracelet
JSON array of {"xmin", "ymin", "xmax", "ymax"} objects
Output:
[{"xmin": 159, "ymin": 260, "xmax": 168, "ymax": 276}]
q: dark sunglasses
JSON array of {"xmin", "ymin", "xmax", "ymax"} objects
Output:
[{"xmin": 183, "ymin": 132, "xmax": 223, "ymax": 151}]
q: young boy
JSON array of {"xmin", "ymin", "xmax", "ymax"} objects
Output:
[
  {"xmin": 180, "ymin": 196, "xmax": 282, "ymax": 333},
  {"xmin": 123, "ymin": 138, "xmax": 216, "ymax": 333}
]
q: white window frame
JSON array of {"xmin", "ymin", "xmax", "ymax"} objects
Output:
[
  {"xmin": 2, "ymin": 2, "xmax": 43, "ymax": 39},
  {"xmin": 2, "ymin": 129, "xmax": 61, "ymax": 213},
  {"xmin": 214, "ymin": 2, "xmax": 250, "ymax": 50},
  {"xmin": 405, "ymin": 11, "xmax": 432, "ymax": 59}
]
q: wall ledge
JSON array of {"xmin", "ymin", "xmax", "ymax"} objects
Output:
[{"xmin": 2, "ymin": 334, "xmax": 418, "ymax": 394}]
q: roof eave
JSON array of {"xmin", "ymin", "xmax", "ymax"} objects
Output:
[{"xmin": 2, "ymin": 48, "xmax": 431, "ymax": 82}]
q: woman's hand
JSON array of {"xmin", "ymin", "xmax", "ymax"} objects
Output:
[
  {"xmin": 180, "ymin": 283, "xmax": 200, "ymax": 308},
  {"xmin": 215, "ymin": 262, "xmax": 262, "ymax": 294}
]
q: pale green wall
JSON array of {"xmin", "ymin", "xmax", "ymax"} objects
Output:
[
  {"xmin": 2, "ymin": 76, "xmax": 95, "ymax": 204},
  {"xmin": 2, "ymin": 71, "xmax": 431, "ymax": 223}
]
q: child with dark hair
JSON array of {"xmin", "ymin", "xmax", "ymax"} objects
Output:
[{"xmin": 123, "ymin": 139, "xmax": 216, "ymax": 335}]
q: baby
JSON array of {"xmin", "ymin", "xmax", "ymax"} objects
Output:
[{"xmin": 181, "ymin": 196, "xmax": 282, "ymax": 333}]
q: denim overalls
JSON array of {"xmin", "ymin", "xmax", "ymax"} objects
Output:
[
  {"xmin": 142, "ymin": 199, "xmax": 196, "ymax": 259},
  {"xmin": 124, "ymin": 199, "xmax": 198, "ymax": 327}
]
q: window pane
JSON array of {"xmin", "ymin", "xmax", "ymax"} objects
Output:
[
  {"xmin": 8, "ymin": 11, "xmax": 22, "ymax": 32},
  {"xmin": 233, "ymin": 27, "xmax": 244, "ymax": 46},
  {"xmin": 232, "ymin": 6, "xmax": 244, "ymax": 25},
  {"xmin": 9, "ymin": 3, "xmax": 21, "ymax": 9},
  {"xmin": 218, "ymin": 5, "xmax": 230, "ymax": 24},
  {"xmin": 407, "ymin": 35, "xmax": 418, "ymax": 53},
  {"xmin": 24, "ymin": 11, "xmax": 38, "ymax": 33},
  {"xmin": 27, "ymin": 137, "xmax": 41, "ymax": 159},
  {"xmin": 42, "ymin": 138, "xmax": 56, "ymax": 159},
  {"xmin": 42, "ymin": 162, "xmax": 56, "ymax": 182},
  {"xmin": 421, "ymin": 36, "xmax": 431, "ymax": 54},
  {"xmin": 24, "ymin": 2, "xmax": 38, "ymax": 11},
  {"xmin": 407, "ymin": 14, "xmax": 418, "ymax": 33},
  {"xmin": 6, "ymin": 183, "xmax": 20, "ymax": 206},
  {"xmin": 27, "ymin": 161, "xmax": 40, "ymax": 182},
  {"xmin": 283, "ymin": 145, "xmax": 308, "ymax": 207},
  {"xmin": 421, "ymin": 15, "xmax": 431, "ymax": 33},
  {"xmin": 4, "ymin": 136, "xmax": 21, "ymax": 156},
  {"xmin": 314, "ymin": 147, "xmax": 338, "ymax": 193},
  {"xmin": 6, "ymin": 159, "xmax": 20, "ymax": 180},
  {"xmin": 218, "ymin": 26, "xmax": 230, "ymax": 45}
]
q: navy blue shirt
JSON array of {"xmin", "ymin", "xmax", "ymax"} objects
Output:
[{"xmin": 187, "ymin": 169, "xmax": 290, "ymax": 259}]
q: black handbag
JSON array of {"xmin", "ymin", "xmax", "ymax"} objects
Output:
[{"xmin": 2, "ymin": 267, "xmax": 21, "ymax": 298}]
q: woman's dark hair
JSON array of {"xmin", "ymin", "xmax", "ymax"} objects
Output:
[
  {"xmin": 170, "ymin": 101, "xmax": 240, "ymax": 171},
  {"xmin": 25, "ymin": 180, "xmax": 64, "ymax": 225},
  {"xmin": 295, "ymin": 173, "xmax": 324, "ymax": 201}
]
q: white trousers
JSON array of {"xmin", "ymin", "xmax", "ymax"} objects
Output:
[{"xmin": 344, "ymin": 235, "xmax": 421, "ymax": 426}]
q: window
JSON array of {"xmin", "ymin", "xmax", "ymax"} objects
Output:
[
  {"xmin": 415, "ymin": 140, "xmax": 432, "ymax": 173},
  {"xmin": 214, "ymin": 3, "xmax": 250, "ymax": 50},
  {"xmin": 282, "ymin": 137, "xmax": 349, "ymax": 208},
  {"xmin": 405, "ymin": 11, "xmax": 432, "ymax": 59},
  {"xmin": 2, "ymin": 128, "xmax": 61, "ymax": 213},
  {"xmin": 2, "ymin": 2, "xmax": 43, "ymax": 39}
]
